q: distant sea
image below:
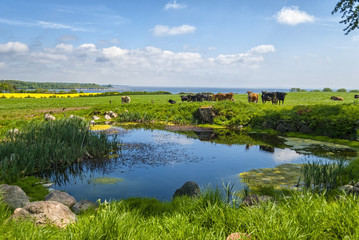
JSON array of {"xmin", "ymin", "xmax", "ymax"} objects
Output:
[{"xmin": 97, "ymin": 85, "xmax": 295, "ymax": 94}]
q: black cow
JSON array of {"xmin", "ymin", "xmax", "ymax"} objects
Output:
[
  {"xmin": 180, "ymin": 93, "xmax": 212, "ymax": 102},
  {"xmin": 168, "ymin": 99, "xmax": 176, "ymax": 104},
  {"xmin": 261, "ymin": 91, "xmax": 277, "ymax": 104},
  {"xmin": 180, "ymin": 95, "xmax": 189, "ymax": 102},
  {"xmin": 275, "ymin": 92, "xmax": 287, "ymax": 105},
  {"xmin": 355, "ymin": 95, "xmax": 359, "ymax": 99}
]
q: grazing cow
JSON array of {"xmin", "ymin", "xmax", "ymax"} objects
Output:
[
  {"xmin": 275, "ymin": 92, "xmax": 287, "ymax": 105},
  {"xmin": 261, "ymin": 91, "xmax": 277, "ymax": 104},
  {"xmin": 180, "ymin": 95, "xmax": 189, "ymax": 102},
  {"xmin": 330, "ymin": 96, "xmax": 344, "ymax": 101},
  {"xmin": 180, "ymin": 93, "xmax": 212, "ymax": 102},
  {"xmin": 211, "ymin": 92, "xmax": 234, "ymax": 101},
  {"xmin": 168, "ymin": 99, "xmax": 176, "ymax": 104},
  {"xmin": 121, "ymin": 96, "xmax": 131, "ymax": 103},
  {"xmin": 247, "ymin": 91, "xmax": 258, "ymax": 103},
  {"xmin": 355, "ymin": 95, "xmax": 359, "ymax": 99}
]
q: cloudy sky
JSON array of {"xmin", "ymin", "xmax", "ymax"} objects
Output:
[{"xmin": 0, "ymin": 0, "xmax": 358, "ymax": 89}]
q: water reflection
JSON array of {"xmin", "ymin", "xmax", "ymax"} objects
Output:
[{"xmin": 47, "ymin": 127, "xmax": 356, "ymax": 201}]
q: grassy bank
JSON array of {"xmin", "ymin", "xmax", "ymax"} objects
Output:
[{"xmin": 1, "ymin": 189, "xmax": 359, "ymax": 239}]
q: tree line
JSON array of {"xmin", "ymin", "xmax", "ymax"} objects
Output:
[{"xmin": 0, "ymin": 80, "xmax": 110, "ymax": 93}]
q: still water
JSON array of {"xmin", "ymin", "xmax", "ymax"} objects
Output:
[{"xmin": 52, "ymin": 127, "xmax": 355, "ymax": 202}]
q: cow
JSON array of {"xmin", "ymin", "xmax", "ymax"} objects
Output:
[
  {"xmin": 275, "ymin": 92, "xmax": 287, "ymax": 105},
  {"xmin": 121, "ymin": 96, "xmax": 131, "ymax": 103},
  {"xmin": 355, "ymin": 95, "xmax": 359, "ymax": 99},
  {"xmin": 211, "ymin": 92, "xmax": 234, "ymax": 101},
  {"xmin": 261, "ymin": 91, "xmax": 277, "ymax": 104},
  {"xmin": 330, "ymin": 96, "xmax": 344, "ymax": 101},
  {"xmin": 247, "ymin": 91, "xmax": 258, "ymax": 103},
  {"xmin": 168, "ymin": 99, "xmax": 176, "ymax": 104},
  {"xmin": 180, "ymin": 93, "xmax": 212, "ymax": 102}
]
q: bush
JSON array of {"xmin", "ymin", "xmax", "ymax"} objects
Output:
[
  {"xmin": 337, "ymin": 88, "xmax": 347, "ymax": 92},
  {"xmin": 323, "ymin": 88, "xmax": 333, "ymax": 92}
]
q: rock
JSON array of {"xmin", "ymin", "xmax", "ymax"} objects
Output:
[
  {"xmin": 10, "ymin": 201, "xmax": 76, "ymax": 228},
  {"xmin": 108, "ymin": 111, "xmax": 118, "ymax": 118},
  {"xmin": 198, "ymin": 106, "xmax": 216, "ymax": 124},
  {"xmin": 173, "ymin": 181, "xmax": 201, "ymax": 198},
  {"xmin": 93, "ymin": 115, "xmax": 100, "ymax": 120},
  {"xmin": 44, "ymin": 113, "xmax": 55, "ymax": 121},
  {"xmin": 72, "ymin": 200, "xmax": 98, "ymax": 214},
  {"xmin": 299, "ymin": 124, "xmax": 312, "ymax": 134},
  {"xmin": 276, "ymin": 123, "xmax": 287, "ymax": 133},
  {"xmin": 227, "ymin": 232, "xmax": 251, "ymax": 240},
  {"xmin": 339, "ymin": 184, "xmax": 353, "ymax": 194},
  {"xmin": 259, "ymin": 195, "xmax": 273, "ymax": 203},
  {"xmin": 44, "ymin": 190, "xmax": 76, "ymax": 208},
  {"xmin": 8, "ymin": 128, "xmax": 20, "ymax": 134},
  {"xmin": 242, "ymin": 194, "xmax": 260, "ymax": 206},
  {"xmin": 0, "ymin": 185, "xmax": 30, "ymax": 209},
  {"xmin": 104, "ymin": 114, "xmax": 111, "ymax": 120}
]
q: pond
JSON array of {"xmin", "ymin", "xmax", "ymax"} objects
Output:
[{"xmin": 51, "ymin": 127, "xmax": 357, "ymax": 202}]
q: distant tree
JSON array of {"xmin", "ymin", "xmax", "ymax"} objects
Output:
[
  {"xmin": 337, "ymin": 88, "xmax": 347, "ymax": 92},
  {"xmin": 323, "ymin": 88, "xmax": 333, "ymax": 92},
  {"xmin": 311, "ymin": 89, "xmax": 321, "ymax": 92},
  {"xmin": 290, "ymin": 88, "xmax": 301, "ymax": 92},
  {"xmin": 349, "ymin": 89, "xmax": 359, "ymax": 92},
  {"xmin": 332, "ymin": 0, "xmax": 359, "ymax": 34},
  {"xmin": 68, "ymin": 89, "xmax": 78, "ymax": 94}
]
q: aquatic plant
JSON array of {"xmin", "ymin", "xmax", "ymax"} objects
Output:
[
  {"xmin": 301, "ymin": 159, "xmax": 349, "ymax": 191},
  {"xmin": 0, "ymin": 118, "xmax": 119, "ymax": 182}
]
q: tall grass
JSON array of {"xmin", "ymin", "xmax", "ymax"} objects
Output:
[
  {"xmin": 301, "ymin": 159, "xmax": 351, "ymax": 192},
  {"xmin": 1, "ymin": 189, "xmax": 359, "ymax": 239},
  {"xmin": 0, "ymin": 118, "xmax": 119, "ymax": 182}
]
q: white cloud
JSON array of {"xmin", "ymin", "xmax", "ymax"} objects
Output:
[
  {"xmin": 275, "ymin": 6, "xmax": 315, "ymax": 25},
  {"xmin": 272, "ymin": 149, "xmax": 301, "ymax": 163},
  {"xmin": 164, "ymin": 0, "xmax": 187, "ymax": 10},
  {"xmin": 249, "ymin": 45, "xmax": 275, "ymax": 54},
  {"xmin": 0, "ymin": 42, "xmax": 29, "ymax": 54},
  {"xmin": 0, "ymin": 41, "xmax": 275, "ymax": 86},
  {"xmin": 0, "ymin": 62, "xmax": 7, "ymax": 69},
  {"xmin": 352, "ymin": 35, "xmax": 359, "ymax": 42},
  {"xmin": 215, "ymin": 44, "xmax": 275, "ymax": 67},
  {"xmin": 153, "ymin": 24, "xmax": 196, "ymax": 36}
]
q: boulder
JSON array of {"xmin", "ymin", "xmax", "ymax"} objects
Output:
[
  {"xmin": 10, "ymin": 201, "xmax": 76, "ymax": 228},
  {"xmin": 299, "ymin": 124, "xmax": 312, "ymax": 134},
  {"xmin": 173, "ymin": 181, "xmax": 201, "ymax": 198},
  {"xmin": 104, "ymin": 114, "xmax": 112, "ymax": 120},
  {"xmin": 108, "ymin": 111, "xmax": 118, "ymax": 118},
  {"xmin": 44, "ymin": 113, "xmax": 56, "ymax": 121},
  {"xmin": 0, "ymin": 184, "xmax": 29, "ymax": 209},
  {"xmin": 276, "ymin": 123, "xmax": 286, "ymax": 133},
  {"xmin": 44, "ymin": 190, "xmax": 76, "ymax": 208},
  {"xmin": 93, "ymin": 115, "xmax": 100, "ymax": 120},
  {"xmin": 72, "ymin": 200, "xmax": 98, "ymax": 214},
  {"xmin": 242, "ymin": 194, "xmax": 260, "ymax": 206},
  {"xmin": 198, "ymin": 106, "xmax": 216, "ymax": 124}
]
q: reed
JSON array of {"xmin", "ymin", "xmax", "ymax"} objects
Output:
[{"xmin": 0, "ymin": 118, "xmax": 119, "ymax": 182}]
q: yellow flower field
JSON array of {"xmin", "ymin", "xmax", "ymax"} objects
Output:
[{"xmin": 0, "ymin": 93, "xmax": 100, "ymax": 98}]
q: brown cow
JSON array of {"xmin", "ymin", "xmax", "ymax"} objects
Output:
[
  {"xmin": 121, "ymin": 96, "xmax": 131, "ymax": 103},
  {"xmin": 330, "ymin": 96, "xmax": 344, "ymax": 101},
  {"xmin": 247, "ymin": 91, "xmax": 258, "ymax": 103},
  {"xmin": 211, "ymin": 92, "xmax": 234, "ymax": 101},
  {"xmin": 355, "ymin": 95, "xmax": 359, "ymax": 99}
]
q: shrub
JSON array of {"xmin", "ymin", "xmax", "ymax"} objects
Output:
[
  {"xmin": 337, "ymin": 88, "xmax": 347, "ymax": 92},
  {"xmin": 323, "ymin": 88, "xmax": 333, "ymax": 92}
]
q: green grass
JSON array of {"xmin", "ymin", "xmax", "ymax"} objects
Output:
[
  {"xmin": 0, "ymin": 118, "xmax": 120, "ymax": 182},
  {"xmin": 1, "ymin": 190, "xmax": 359, "ymax": 239}
]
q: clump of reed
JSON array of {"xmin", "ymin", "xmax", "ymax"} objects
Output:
[
  {"xmin": 300, "ymin": 159, "xmax": 351, "ymax": 192},
  {"xmin": 0, "ymin": 118, "xmax": 119, "ymax": 182}
]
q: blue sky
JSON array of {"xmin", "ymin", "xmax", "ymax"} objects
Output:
[{"xmin": 0, "ymin": 0, "xmax": 358, "ymax": 89}]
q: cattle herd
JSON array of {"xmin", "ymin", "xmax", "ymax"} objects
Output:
[{"xmin": 119, "ymin": 91, "xmax": 357, "ymax": 105}]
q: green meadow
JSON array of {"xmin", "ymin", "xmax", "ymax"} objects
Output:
[{"xmin": 1, "ymin": 91, "xmax": 359, "ymax": 239}]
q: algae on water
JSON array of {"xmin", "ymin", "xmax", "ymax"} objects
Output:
[
  {"xmin": 240, "ymin": 163, "xmax": 302, "ymax": 190},
  {"xmin": 91, "ymin": 177, "xmax": 124, "ymax": 185}
]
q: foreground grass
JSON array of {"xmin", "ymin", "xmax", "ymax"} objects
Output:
[{"xmin": 1, "ymin": 190, "xmax": 359, "ymax": 239}]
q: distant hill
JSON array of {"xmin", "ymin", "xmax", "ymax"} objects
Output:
[{"xmin": 0, "ymin": 80, "xmax": 111, "ymax": 90}]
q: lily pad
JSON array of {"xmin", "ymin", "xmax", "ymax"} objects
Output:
[{"xmin": 91, "ymin": 177, "xmax": 124, "ymax": 185}]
